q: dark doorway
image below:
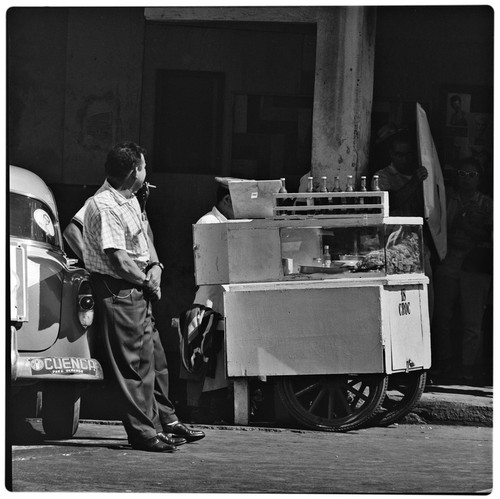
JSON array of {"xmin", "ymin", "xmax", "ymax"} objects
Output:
[{"xmin": 153, "ymin": 69, "xmax": 224, "ymax": 174}]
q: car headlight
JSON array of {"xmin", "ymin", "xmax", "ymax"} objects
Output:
[{"xmin": 77, "ymin": 280, "xmax": 95, "ymax": 328}]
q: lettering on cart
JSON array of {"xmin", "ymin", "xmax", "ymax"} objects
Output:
[
  {"xmin": 399, "ymin": 289, "xmax": 411, "ymax": 316},
  {"xmin": 29, "ymin": 357, "xmax": 98, "ymax": 375}
]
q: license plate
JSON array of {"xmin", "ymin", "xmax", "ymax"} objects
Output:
[{"xmin": 29, "ymin": 357, "xmax": 99, "ymax": 376}]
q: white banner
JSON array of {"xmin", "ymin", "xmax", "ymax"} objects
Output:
[{"xmin": 416, "ymin": 103, "xmax": 447, "ymax": 261}]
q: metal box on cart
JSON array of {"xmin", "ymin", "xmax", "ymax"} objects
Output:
[{"xmin": 192, "ymin": 187, "xmax": 431, "ymax": 431}]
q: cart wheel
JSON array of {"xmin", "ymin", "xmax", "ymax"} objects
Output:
[
  {"xmin": 372, "ymin": 371, "xmax": 427, "ymax": 427},
  {"xmin": 276, "ymin": 374, "xmax": 388, "ymax": 432}
]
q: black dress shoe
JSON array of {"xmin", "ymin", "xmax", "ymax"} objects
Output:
[
  {"xmin": 168, "ymin": 422, "xmax": 205, "ymax": 442},
  {"xmin": 131, "ymin": 436, "xmax": 177, "ymax": 452},
  {"xmin": 157, "ymin": 432, "xmax": 187, "ymax": 446}
]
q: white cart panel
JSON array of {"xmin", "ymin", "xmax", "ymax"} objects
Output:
[
  {"xmin": 224, "ymin": 285, "xmax": 385, "ymax": 377},
  {"xmin": 382, "ymin": 284, "xmax": 431, "ymax": 371}
]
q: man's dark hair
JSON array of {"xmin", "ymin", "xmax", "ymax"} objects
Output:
[
  {"xmin": 216, "ymin": 184, "xmax": 230, "ymax": 203},
  {"xmin": 389, "ymin": 129, "xmax": 416, "ymax": 152},
  {"xmin": 105, "ymin": 141, "xmax": 146, "ymax": 180}
]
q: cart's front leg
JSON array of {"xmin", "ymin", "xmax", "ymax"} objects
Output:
[{"xmin": 233, "ymin": 377, "xmax": 249, "ymax": 425}]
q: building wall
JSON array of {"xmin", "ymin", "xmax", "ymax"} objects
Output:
[
  {"xmin": 7, "ymin": 5, "xmax": 493, "ymax": 348},
  {"xmin": 7, "ymin": 8, "xmax": 68, "ymax": 183},
  {"xmin": 61, "ymin": 8, "xmax": 145, "ymax": 185},
  {"xmin": 8, "ymin": 7, "xmax": 145, "ymax": 186},
  {"xmin": 372, "ymin": 5, "xmax": 493, "ymax": 167},
  {"xmin": 8, "ymin": 6, "xmax": 493, "ymax": 191},
  {"xmin": 140, "ymin": 22, "xmax": 317, "ymax": 327}
]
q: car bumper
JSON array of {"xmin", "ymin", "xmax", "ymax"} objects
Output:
[
  {"xmin": 11, "ymin": 324, "xmax": 104, "ymax": 382},
  {"xmin": 12, "ymin": 355, "xmax": 104, "ymax": 382}
]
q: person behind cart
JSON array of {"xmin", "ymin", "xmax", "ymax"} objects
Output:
[
  {"xmin": 81, "ymin": 141, "xmax": 205, "ymax": 452},
  {"xmin": 178, "ymin": 177, "xmax": 269, "ymax": 423},
  {"xmin": 430, "ymin": 157, "xmax": 493, "ymax": 384},
  {"xmin": 372, "ymin": 128, "xmax": 436, "ymax": 320},
  {"xmin": 178, "ymin": 177, "xmax": 235, "ymax": 424}
]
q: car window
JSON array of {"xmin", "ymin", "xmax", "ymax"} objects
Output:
[{"xmin": 10, "ymin": 192, "xmax": 62, "ymax": 248}]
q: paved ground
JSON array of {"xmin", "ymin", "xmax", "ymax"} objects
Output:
[
  {"xmin": 9, "ymin": 421, "xmax": 492, "ymax": 494},
  {"xmin": 7, "ymin": 379, "xmax": 493, "ymax": 494}
]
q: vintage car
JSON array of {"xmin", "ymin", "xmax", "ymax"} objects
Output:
[{"xmin": 10, "ymin": 165, "xmax": 103, "ymax": 439}]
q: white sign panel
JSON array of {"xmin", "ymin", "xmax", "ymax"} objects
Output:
[{"xmin": 416, "ymin": 103, "xmax": 447, "ymax": 261}]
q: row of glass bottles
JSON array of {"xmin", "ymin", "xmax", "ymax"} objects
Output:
[
  {"xmin": 278, "ymin": 175, "xmax": 380, "ymax": 195},
  {"xmin": 277, "ymin": 175, "xmax": 381, "ymax": 213}
]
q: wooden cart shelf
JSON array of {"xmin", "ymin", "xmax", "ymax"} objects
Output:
[{"xmin": 272, "ymin": 191, "xmax": 389, "ymax": 218}]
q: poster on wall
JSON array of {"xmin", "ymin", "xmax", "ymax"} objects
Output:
[
  {"xmin": 446, "ymin": 93, "xmax": 470, "ymax": 127},
  {"xmin": 416, "ymin": 102, "xmax": 447, "ymax": 261}
]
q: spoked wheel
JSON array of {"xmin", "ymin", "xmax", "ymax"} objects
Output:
[
  {"xmin": 276, "ymin": 374, "xmax": 388, "ymax": 432},
  {"xmin": 371, "ymin": 371, "xmax": 427, "ymax": 427}
]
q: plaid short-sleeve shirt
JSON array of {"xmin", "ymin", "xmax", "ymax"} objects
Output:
[{"xmin": 83, "ymin": 180, "xmax": 150, "ymax": 278}]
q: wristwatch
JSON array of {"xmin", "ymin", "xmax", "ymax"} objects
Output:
[{"xmin": 146, "ymin": 261, "xmax": 164, "ymax": 272}]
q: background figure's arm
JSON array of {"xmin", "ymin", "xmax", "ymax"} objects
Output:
[
  {"xmin": 63, "ymin": 222, "xmax": 84, "ymax": 261},
  {"xmin": 386, "ymin": 167, "xmax": 428, "ymax": 210}
]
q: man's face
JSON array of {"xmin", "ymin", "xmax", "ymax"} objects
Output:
[
  {"xmin": 132, "ymin": 154, "xmax": 147, "ymax": 192},
  {"xmin": 390, "ymin": 140, "xmax": 416, "ymax": 175},
  {"xmin": 221, "ymin": 193, "xmax": 234, "ymax": 220},
  {"xmin": 457, "ymin": 163, "xmax": 480, "ymax": 193}
]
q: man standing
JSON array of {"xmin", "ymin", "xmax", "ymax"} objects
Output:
[
  {"xmin": 373, "ymin": 129, "xmax": 435, "ymax": 319},
  {"xmin": 84, "ymin": 142, "xmax": 204, "ymax": 451},
  {"xmin": 431, "ymin": 157, "xmax": 493, "ymax": 382}
]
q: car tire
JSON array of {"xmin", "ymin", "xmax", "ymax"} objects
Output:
[{"xmin": 41, "ymin": 383, "xmax": 81, "ymax": 439}]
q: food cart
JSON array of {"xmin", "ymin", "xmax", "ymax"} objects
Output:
[{"xmin": 192, "ymin": 182, "xmax": 431, "ymax": 432}]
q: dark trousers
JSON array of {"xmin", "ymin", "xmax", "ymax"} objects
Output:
[
  {"xmin": 91, "ymin": 274, "xmax": 177, "ymax": 443},
  {"xmin": 152, "ymin": 318, "xmax": 177, "ymax": 428}
]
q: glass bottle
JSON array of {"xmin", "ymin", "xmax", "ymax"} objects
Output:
[
  {"xmin": 332, "ymin": 176, "xmax": 342, "ymax": 208},
  {"xmin": 359, "ymin": 175, "xmax": 367, "ymax": 210},
  {"xmin": 306, "ymin": 176, "xmax": 314, "ymax": 207},
  {"xmin": 371, "ymin": 175, "xmax": 381, "ymax": 214},
  {"xmin": 319, "ymin": 176, "xmax": 328, "ymax": 213},
  {"xmin": 323, "ymin": 244, "xmax": 331, "ymax": 267},
  {"xmin": 345, "ymin": 175, "xmax": 354, "ymax": 213},
  {"xmin": 320, "ymin": 176, "xmax": 328, "ymax": 193},
  {"xmin": 346, "ymin": 175, "xmax": 354, "ymax": 192},
  {"xmin": 277, "ymin": 177, "xmax": 287, "ymax": 208}
]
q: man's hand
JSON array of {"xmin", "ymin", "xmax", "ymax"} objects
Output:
[
  {"xmin": 414, "ymin": 166, "xmax": 429, "ymax": 182},
  {"xmin": 148, "ymin": 288, "xmax": 162, "ymax": 303},
  {"xmin": 135, "ymin": 182, "xmax": 150, "ymax": 213},
  {"xmin": 146, "ymin": 265, "xmax": 162, "ymax": 289}
]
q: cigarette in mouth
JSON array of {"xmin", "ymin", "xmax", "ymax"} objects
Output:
[{"xmin": 147, "ymin": 183, "xmax": 157, "ymax": 189}]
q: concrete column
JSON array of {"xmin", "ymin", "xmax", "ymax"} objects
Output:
[{"xmin": 311, "ymin": 7, "xmax": 377, "ymax": 188}]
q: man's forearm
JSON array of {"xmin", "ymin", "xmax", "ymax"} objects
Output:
[
  {"xmin": 106, "ymin": 249, "xmax": 148, "ymax": 287},
  {"xmin": 63, "ymin": 223, "xmax": 84, "ymax": 261},
  {"xmin": 113, "ymin": 261, "xmax": 147, "ymax": 286},
  {"xmin": 147, "ymin": 225, "xmax": 159, "ymax": 262}
]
